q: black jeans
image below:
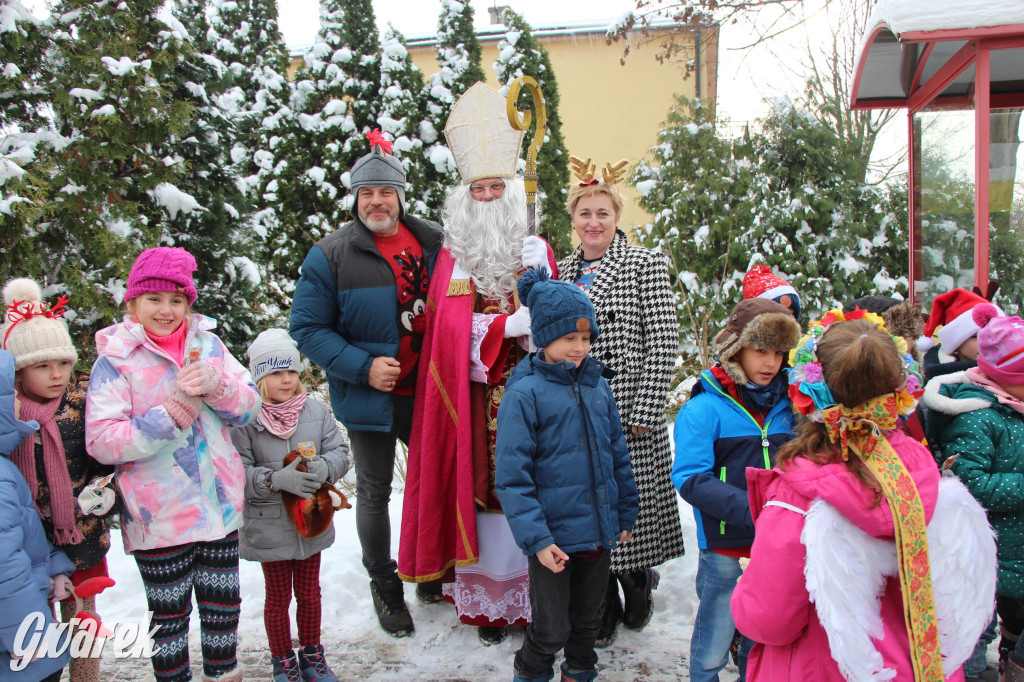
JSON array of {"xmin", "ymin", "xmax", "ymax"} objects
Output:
[
  {"xmin": 346, "ymin": 394, "xmax": 414, "ymax": 582},
  {"xmin": 514, "ymin": 549, "xmax": 611, "ymax": 678}
]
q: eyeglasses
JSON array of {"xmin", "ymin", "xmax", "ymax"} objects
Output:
[{"xmin": 469, "ymin": 181, "xmax": 506, "ymax": 196}]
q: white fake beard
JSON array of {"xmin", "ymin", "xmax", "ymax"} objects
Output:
[{"xmin": 441, "ymin": 178, "xmax": 530, "ymax": 300}]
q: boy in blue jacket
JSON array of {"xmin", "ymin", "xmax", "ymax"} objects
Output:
[
  {"xmin": 496, "ymin": 269, "xmax": 639, "ymax": 682},
  {"xmin": 672, "ymin": 298, "xmax": 801, "ymax": 682},
  {"xmin": 0, "ymin": 348, "xmax": 76, "ymax": 681}
]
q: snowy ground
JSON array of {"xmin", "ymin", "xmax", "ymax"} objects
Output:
[
  {"xmin": 95, "ymin": 490, "xmax": 735, "ymax": 681},
  {"xmin": 92, "ymin": 428, "xmax": 740, "ymax": 681}
]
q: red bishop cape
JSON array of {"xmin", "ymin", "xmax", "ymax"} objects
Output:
[{"xmin": 398, "ymin": 247, "xmax": 555, "ymax": 582}]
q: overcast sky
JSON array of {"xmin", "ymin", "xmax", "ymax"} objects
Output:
[{"xmin": 275, "ymin": 0, "xmax": 839, "ymax": 127}]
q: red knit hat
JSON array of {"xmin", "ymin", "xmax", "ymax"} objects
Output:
[
  {"xmin": 974, "ymin": 304, "xmax": 1024, "ymax": 386},
  {"xmin": 742, "ymin": 265, "xmax": 800, "ymax": 319},
  {"xmin": 917, "ymin": 288, "xmax": 1000, "ymax": 353}
]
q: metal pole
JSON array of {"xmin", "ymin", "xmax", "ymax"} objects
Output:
[{"xmin": 506, "ymin": 76, "xmax": 547, "ymax": 236}]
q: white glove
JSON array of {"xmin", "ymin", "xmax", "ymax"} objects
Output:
[
  {"xmin": 505, "ymin": 306, "xmax": 532, "ymax": 339},
  {"xmin": 521, "ymin": 236, "xmax": 550, "ymax": 276},
  {"xmin": 78, "ymin": 475, "xmax": 116, "ymax": 516}
]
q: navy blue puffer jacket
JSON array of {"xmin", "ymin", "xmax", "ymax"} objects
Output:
[{"xmin": 496, "ymin": 354, "xmax": 639, "ymax": 556}]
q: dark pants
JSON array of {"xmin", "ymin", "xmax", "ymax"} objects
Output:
[
  {"xmin": 346, "ymin": 394, "xmax": 413, "ymax": 582},
  {"xmin": 515, "ymin": 549, "xmax": 611, "ymax": 679},
  {"xmin": 134, "ymin": 532, "xmax": 241, "ymax": 682},
  {"xmin": 262, "ymin": 553, "xmax": 322, "ymax": 657}
]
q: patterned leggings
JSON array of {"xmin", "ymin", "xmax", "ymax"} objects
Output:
[
  {"xmin": 59, "ymin": 596, "xmax": 99, "ymax": 682},
  {"xmin": 262, "ymin": 553, "xmax": 323, "ymax": 657},
  {"xmin": 134, "ymin": 533, "xmax": 241, "ymax": 682}
]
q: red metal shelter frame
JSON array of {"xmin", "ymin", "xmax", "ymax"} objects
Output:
[{"xmin": 850, "ymin": 22, "xmax": 1024, "ymax": 304}]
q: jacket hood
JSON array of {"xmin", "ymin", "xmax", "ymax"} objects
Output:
[
  {"xmin": 922, "ymin": 370, "xmax": 994, "ymax": 416},
  {"xmin": 756, "ymin": 429, "xmax": 940, "ymax": 539},
  {"xmin": 0, "ymin": 349, "xmax": 38, "ymax": 456},
  {"xmin": 95, "ymin": 314, "xmax": 216, "ymax": 359},
  {"xmin": 506, "ymin": 353, "xmax": 611, "ymax": 391}
]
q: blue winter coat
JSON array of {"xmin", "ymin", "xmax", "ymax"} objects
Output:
[
  {"xmin": 495, "ymin": 354, "xmax": 639, "ymax": 556},
  {"xmin": 290, "ymin": 215, "xmax": 443, "ymax": 432},
  {"xmin": 672, "ymin": 369, "xmax": 794, "ymax": 550},
  {"xmin": 0, "ymin": 349, "xmax": 75, "ymax": 680}
]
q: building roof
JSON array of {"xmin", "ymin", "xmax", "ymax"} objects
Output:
[{"xmin": 850, "ymin": 0, "xmax": 1024, "ymax": 109}]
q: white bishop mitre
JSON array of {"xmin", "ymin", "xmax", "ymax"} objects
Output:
[{"xmin": 444, "ymin": 82, "xmax": 525, "ymax": 184}]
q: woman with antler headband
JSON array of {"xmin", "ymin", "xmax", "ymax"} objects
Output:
[{"xmin": 558, "ymin": 157, "xmax": 685, "ymax": 645}]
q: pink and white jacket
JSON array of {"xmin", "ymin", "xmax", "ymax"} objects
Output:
[
  {"xmin": 85, "ymin": 315, "xmax": 260, "ymax": 553},
  {"xmin": 731, "ymin": 429, "xmax": 995, "ymax": 682}
]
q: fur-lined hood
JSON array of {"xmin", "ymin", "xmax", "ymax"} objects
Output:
[{"xmin": 922, "ymin": 371, "xmax": 993, "ymax": 416}]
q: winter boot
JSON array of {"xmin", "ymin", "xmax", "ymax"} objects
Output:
[
  {"xmin": 594, "ymin": 575, "xmax": 622, "ymax": 648},
  {"xmin": 297, "ymin": 644, "xmax": 339, "ymax": 682},
  {"xmin": 416, "ymin": 580, "xmax": 446, "ymax": 604},
  {"xmin": 478, "ymin": 625, "xmax": 509, "ymax": 645},
  {"xmin": 271, "ymin": 651, "xmax": 302, "ymax": 682},
  {"xmin": 513, "ymin": 667, "xmax": 554, "ymax": 682},
  {"xmin": 618, "ymin": 567, "xmax": 660, "ymax": 631},
  {"xmin": 200, "ymin": 668, "xmax": 243, "ymax": 682},
  {"xmin": 560, "ymin": 662, "xmax": 598, "ymax": 681},
  {"xmin": 1003, "ymin": 656, "xmax": 1024, "ymax": 682},
  {"xmin": 370, "ymin": 575, "xmax": 415, "ymax": 637},
  {"xmin": 1002, "ymin": 628, "xmax": 1021, "ymax": 674}
]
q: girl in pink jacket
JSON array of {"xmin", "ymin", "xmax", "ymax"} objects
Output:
[
  {"xmin": 731, "ymin": 311, "xmax": 996, "ymax": 682},
  {"xmin": 85, "ymin": 247, "xmax": 260, "ymax": 682}
]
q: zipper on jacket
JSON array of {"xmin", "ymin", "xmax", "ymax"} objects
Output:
[
  {"xmin": 574, "ymin": 379, "xmax": 604, "ymax": 547},
  {"xmin": 719, "ymin": 467, "xmax": 727, "ymax": 534},
  {"xmin": 706, "ymin": 376, "xmax": 774, "ymax": 468}
]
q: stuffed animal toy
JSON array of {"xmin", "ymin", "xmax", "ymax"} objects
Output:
[{"xmin": 281, "ymin": 450, "xmax": 351, "ymax": 539}]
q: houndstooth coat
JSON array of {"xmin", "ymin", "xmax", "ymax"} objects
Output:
[{"xmin": 559, "ymin": 229, "xmax": 685, "ymax": 572}]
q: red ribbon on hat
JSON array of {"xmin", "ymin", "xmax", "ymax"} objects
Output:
[
  {"xmin": 3, "ymin": 295, "xmax": 70, "ymax": 348},
  {"xmin": 578, "ymin": 179, "xmax": 600, "ymax": 187},
  {"xmin": 366, "ymin": 128, "xmax": 393, "ymax": 155}
]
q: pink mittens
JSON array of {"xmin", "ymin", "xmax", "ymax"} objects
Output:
[
  {"xmin": 164, "ymin": 392, "xmax": 202, "ymax": 429},
  {"xmin": 178, "ymin": 360, "xmax": 224, "ymax": 399}
]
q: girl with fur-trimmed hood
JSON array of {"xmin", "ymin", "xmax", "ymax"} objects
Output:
[
  {"xmin": 732, "ymin": 313, "xmax": 995, "ymax": 682},
  {"xmin": 672, "ymin": 298, "xmax": 802, "ymax": 682}
]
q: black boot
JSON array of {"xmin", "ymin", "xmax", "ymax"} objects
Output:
[
  {"xmin": 594, "ymin": 575, "xmax": 622, "ymax": 648},
  {"xmin": 415, "ymin": 580, "xmax": 445, "ymax": 604},
  {"xmin": 618, "ymin": 568, "xmax": 660, "ymax": 631},
  {"xmin": 478, "ymin": 625, "xmax": 508, "ymax": 645},
  {"xmin": 370, "ymin": 575, "xmax": 414, "ymax": 637}
]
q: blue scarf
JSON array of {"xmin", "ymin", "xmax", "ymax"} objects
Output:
[{"xmin": 741, "ymin": 371, "xmax": 788, "ymax": 414}]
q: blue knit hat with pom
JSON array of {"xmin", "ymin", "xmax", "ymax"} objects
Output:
[{"xmin": 516, "ymin": 269, "xmax": 599, "ymax": 349}]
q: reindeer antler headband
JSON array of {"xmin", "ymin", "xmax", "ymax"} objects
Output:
[{"xmin": 569, "ymin": 155, "xmax": 629, "ymax": 187}]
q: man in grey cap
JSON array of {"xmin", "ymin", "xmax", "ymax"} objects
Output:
[{"xmin": 290, "ymin": 130, "xmax": 443, "ymax": 637}]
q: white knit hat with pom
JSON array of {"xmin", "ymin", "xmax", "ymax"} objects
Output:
[{"xmin": 1, "ymin": 278, "xmax": 78, "ymax": 371}]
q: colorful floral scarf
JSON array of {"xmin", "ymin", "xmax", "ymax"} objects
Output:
[
  {"xmin": 823, "ymin": 394, "xmax": 942, "ymax": 680},
  {"xmin": 258, "ymin": 393, "xmax": 306, "ymax": 439}
]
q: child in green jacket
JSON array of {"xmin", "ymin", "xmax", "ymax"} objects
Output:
[{"xmin": 924, "ymin": 304, "xmax": 1024, "ymax": 681}]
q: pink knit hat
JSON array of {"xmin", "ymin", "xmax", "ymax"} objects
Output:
[
  {"xmin": 974, "ymin": 304, "xmax": 1024, "ymax": 386},
  {"xmin": 124, "ymin": 247, "xmax": 198, "ymax": 305}
]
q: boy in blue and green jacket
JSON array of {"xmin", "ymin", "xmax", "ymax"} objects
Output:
[
  {"xmin": 496, "ymin": 270, "xmax": 638, "ymax": 682},
  {"xmin": 672, "ymin": 298, "xmax": 801, "ymax": 682}
]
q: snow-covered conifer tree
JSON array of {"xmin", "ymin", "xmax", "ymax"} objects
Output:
[
  {"xmin": 632, "ymin": 97, "xmax": 755, "ymax": 365},
  {"xmin": 494, "ymin": 8, "xmax": 571, "ymax": 258},
  {"xmin": 0, "ymin": 1, "xmax": 56, "ymax": 279},
  {"xmin": 39, "ymin": 0, "xmax": 193, "ymax": 358},
  {"xmin": 420, "ymin": 0, "xmax": 485, "ymax": 217},
  {"xmin": 378, "ymin": 26, "xmax": 427, "ymax": 216},
  {"xmin": 210, "ymin": 0, "xmax": 295, "ymax": 293},
  {"xmin": 164, "ymin": 0, "xmax": 266, "ymax": 354}
]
